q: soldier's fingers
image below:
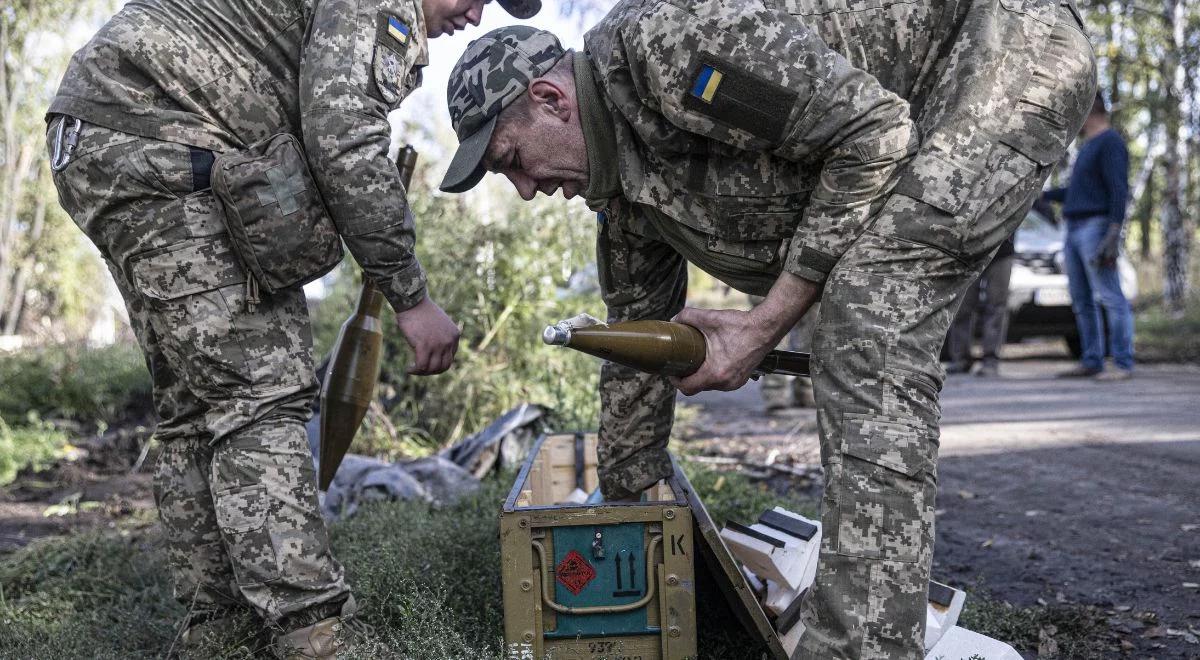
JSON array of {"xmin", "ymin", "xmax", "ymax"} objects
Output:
[
  {"xmin": 430, "ymin": 347, "xmax": 453, "ymax": 374},
  {"xmin": 673, "ymin": 369, "xmax": 710, "ymax": 396},
  {"xmin": 409, "ymin": 344, "xmax": 433, "ymax": 375}
]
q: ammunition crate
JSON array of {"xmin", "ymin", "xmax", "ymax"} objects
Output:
[{"xmin": 500, "ymin": 433, "xmax": 698, "ymax": 660}]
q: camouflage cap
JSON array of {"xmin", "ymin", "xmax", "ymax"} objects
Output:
[
  {"xmin": 497, "ymin": 0, "xmax": 542, "ymax": 20},
  {"xmin": 439, "ymin": 26, "xmax": 566, "ymax": 193}
]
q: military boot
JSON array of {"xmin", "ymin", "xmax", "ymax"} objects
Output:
[
  {"xmin": 274, "ymin": 615, "xmax": 343, "ymax": 659},
  {"xmin": 273, "ymin": 595, "xmax": 364, "ymax": 659}
]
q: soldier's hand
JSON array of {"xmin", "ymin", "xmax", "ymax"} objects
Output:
[
  {"xmin": 669, "ymin": 307, "xmax": 772, "ymax": 395},
  {"xmin": 394, "ymin": 295, "xmax": 461, "ymax": 375}
]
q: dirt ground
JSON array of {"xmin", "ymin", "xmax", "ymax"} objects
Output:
[
  {"xmin": 680, "ymin": 340, "xmax": 1200, "ymax": 659},
  {"xmin": 0, "ymin": 427, "xmax": 155, "ymax": 553}
]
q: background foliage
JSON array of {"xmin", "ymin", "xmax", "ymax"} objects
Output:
[{"xmin": 311, "ymin": 159, "xmax": 604, "ymax": 455}]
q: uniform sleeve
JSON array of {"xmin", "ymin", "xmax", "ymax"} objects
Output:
[
  {"xmin": 617, "ymin": 0, "xmax": 916, "ymax": 283},
  {"xmin": 595, "ymin": 208, "xmax": 688, "ymax": 500},
  {"xmin": 300, "ymin": 0, "xmax": 427, "ymax": 311}
]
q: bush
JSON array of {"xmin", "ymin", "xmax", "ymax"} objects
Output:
[
  {"xmin": 0, "ymin": 343, "xmax": 151, "ymax": 426},
  {"xmin": 1135, "ymin": 295, "xmax": 1200, "ymax": 363},
  {"xmin": 313, "ymin": 170, "xmax": 603, "ymax": 455},
  {"xmin": 0, "ymin": 416, "xmax": 71, "ymax": 486}
]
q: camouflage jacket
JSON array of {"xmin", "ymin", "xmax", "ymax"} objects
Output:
[
  {"xmin": 581, "ymin": 0, "xmax": 1088, "ymax": 495},
  {"xmin": 49, "ymin": 0, "xmax": 430, "ymax": 311}
]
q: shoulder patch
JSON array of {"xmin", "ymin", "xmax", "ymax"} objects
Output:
[
  {"xmin": 690, "ymin": 65, "xmax": 724, "ymax": 103},
  {"xmin": 377, "ymin": 12, "xmax": 411, "ymax": 52},
  {"xmin": 682, "ymin": 58, "xmax": 797, "ymax": 144}
]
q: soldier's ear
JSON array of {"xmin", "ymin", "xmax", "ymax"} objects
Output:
[{"xmin": 528, "ymin": 79, "xmax": 573, "ymax": 122}]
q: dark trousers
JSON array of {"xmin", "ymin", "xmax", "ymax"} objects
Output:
[{"xmin": 947, "ymin": 254, "xmax": 1014, "ymax": 367}]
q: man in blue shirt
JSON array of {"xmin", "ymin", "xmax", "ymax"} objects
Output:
[{"xmin": 1044, "ymin": 93, "xmax": 1135, "ymax": 379}]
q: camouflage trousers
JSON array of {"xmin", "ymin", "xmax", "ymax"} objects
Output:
[
  {"xmin": 47, "ymin": 119, "xmax": 349, "ymax": 625},
  {"xmin": 798, "ymin": 9, "xmax": 1095, "ymax": 659}
]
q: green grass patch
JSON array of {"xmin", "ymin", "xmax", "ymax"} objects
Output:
[
  {"xmin": 958, "ymin": 591, "xmax": 1114, "ymax": 659},
  {"xmin": 0, "ymin": 416, "xmax": 72, "ymax": 486},
  {"xmin": 1135, "ymin": 296, "xmax": 1200, "ymax": 363},
  {"xmin": 0, "ymin": 343, "xmax": 151, "ymax": 425}
]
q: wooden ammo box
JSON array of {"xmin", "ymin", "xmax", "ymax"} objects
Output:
[{"xmin": 500, "ymin": 433, "xmax": 796, "ymax": 660}]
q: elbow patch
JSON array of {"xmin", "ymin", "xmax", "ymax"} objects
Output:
[{"xmin": 682, "ymin": 58, "xmax": 797, "ymax": 144}]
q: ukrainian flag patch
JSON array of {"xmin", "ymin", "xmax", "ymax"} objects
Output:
[
  {"xmin": 387, "ymin": 16, "xmax": 410, "ymax": 45},
  {"xmin": 691, "ymin": 65, "xmax": 724, "ymax": 104}
]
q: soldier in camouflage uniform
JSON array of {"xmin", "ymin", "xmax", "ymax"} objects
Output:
[
  {"xmin": 45, "ymin": 0, "xmax": 539, "ymax": 655},
  {"xmin": 438, "ymin": 0, "xmax": 1095, "ymax": 655}
]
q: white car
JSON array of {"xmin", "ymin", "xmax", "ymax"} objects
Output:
[{"xmin": 1006, "ymin": 209, "xmax": 1138, "ymax": 357}]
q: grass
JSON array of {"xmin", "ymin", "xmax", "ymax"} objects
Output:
[
  {"xmin": 0, "ymin": 417, "xmax": 71, "ymax": 486},
  {"xmin": 1135, "ymin": 295, "xmax": 1200, "ymax": 363},
  {"xmin": 958, "ymin": 592, "xmax": 1115, "ymax": 659},
  {"xmin": 0, "ymin": 343, "xmax": 151, "ymax": 426},
  {"xmin": 0, "ymin": 463, "xmax": 1102, "ymax": 659}
]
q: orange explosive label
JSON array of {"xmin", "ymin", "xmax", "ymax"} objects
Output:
[{"xmin": 555, "ymin": 550, "xmax": 597, "ymax": 596}]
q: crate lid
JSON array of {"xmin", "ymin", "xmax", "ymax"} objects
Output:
[{"xmin": 670, "ymin": 456, "xmax": 792, "ymax": 660}]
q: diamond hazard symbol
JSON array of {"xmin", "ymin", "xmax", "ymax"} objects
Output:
[{"xmin": 555, "ymin": 550, "xmax": 596, "ymax": 595}]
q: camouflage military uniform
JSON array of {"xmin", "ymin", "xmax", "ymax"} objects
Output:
[
  {"xmin": 46, "ymin": 0, "xmax": 433, "ymax": 627},
  {"xmin": 580, "ymin": 0, "xmax": 1094, "ymax": 655},
  {"xmin": 441, "ymin": 0, "xmax": 1095, "ymax": 654}
]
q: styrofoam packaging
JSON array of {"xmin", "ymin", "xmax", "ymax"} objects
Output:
[
  {"xmin": 924, "ymin": 626, "xmax": 1022, "ymax": 660},
  {"xmin": 924, "ymin": 581, "xmax": 966, "ymax": 651},
  {"xmin": 720, "ymin": 524, "xmax": 801, "ymax": 587}
]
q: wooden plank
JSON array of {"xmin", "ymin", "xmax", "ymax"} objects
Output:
[{"xmin": 669, "ymin": 456, "xmax": 789, "ymax": 660}]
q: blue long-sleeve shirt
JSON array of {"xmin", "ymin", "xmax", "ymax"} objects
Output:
[{"xmin": 1043, "ymin": 128, "xmax": 1129, "ymax": 226}]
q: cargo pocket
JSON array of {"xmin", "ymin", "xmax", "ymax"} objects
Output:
[
  {"xmin": 213, "ymin": 484, "xmax": 280, "ymax": 584},
  {"xmin": 836, "ymin": 412, "xmax": 933, "ymax": 563},
  {"xmin": 129, "ymin": 235, "xmax": 307, "ymax": 399}
]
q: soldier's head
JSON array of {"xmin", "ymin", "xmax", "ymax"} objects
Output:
[
  {"xmin": 423, "ymin": 0, "xmax": 542, "ymax": 38},
  {"xmin": 439, "ymin": 27, "xmax": 588, "ymax": 199}
]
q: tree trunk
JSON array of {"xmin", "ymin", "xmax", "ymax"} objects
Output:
[
  {"xmin": 1138, "ymin": 160, "xmax": 1155, "ymax": 258},
  {"xmin": 1159, "ymin": 0, "xmax": 1190, "ymax": 314},
  {"xmin": 2, "ymin": 192, "xmax": 47, "ymax": 335}
]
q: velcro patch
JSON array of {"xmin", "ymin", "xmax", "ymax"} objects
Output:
[
  {"xmin": 682, "ymin": 58, "xmax": 797, "ymax": 144},
  {"xmin": 376, "ymin": 12, "xmax": 411, "ymax": 53},
  {"xmin": 691, "ymin": 64, "xmax": 724, "ymax": 103}
]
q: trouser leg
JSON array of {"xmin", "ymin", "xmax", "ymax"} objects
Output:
[
  {"xmin": 799, "ymin": 232, "xmax": 968, "ymax": 659},
  {"xmin": 137, "ymin": 271, "xmax": 347, "ymax": 626},
  {"xmin": 1063, "ymin": 223, "xmax": 1104, "ymax": 370},
  {"xmin": 107, "ymin": 262, "xmax": 242, "ymax": 611},
  {"xmin": 799, "ymin": 135, "xmax": 1055, "ymax": 658},
  {"xmin": 978, "ymin": 255, "xmax": 1014, "ymax": 364},
  {"xmin": 1071, "ymin": 217, "xmax": 1136, "ymax": 370},
  {"xmin": 947, "ymin": 276, "xmax": 983, "ymax": 367},
  {"xmin": 211, "ymin": 418, "xmax": 345, "ymax": 624},
  {"xmin": 48, "ymin": 121, "xmax": 348, "ymax": 625}
]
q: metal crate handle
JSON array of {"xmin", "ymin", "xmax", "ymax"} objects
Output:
[{"xmin": 531, "ymin": 535, "xmax": 662, "ymax": 615}]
